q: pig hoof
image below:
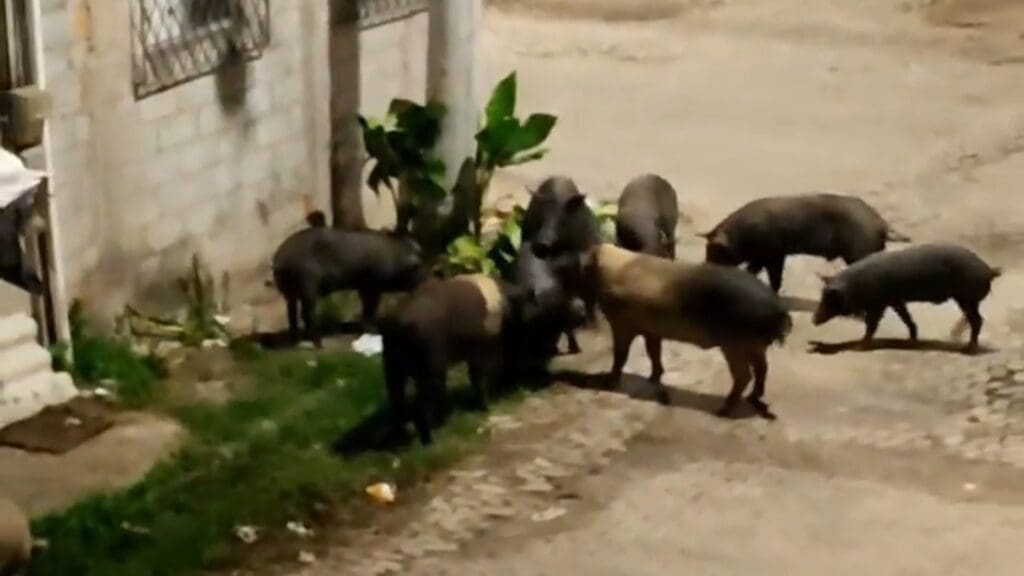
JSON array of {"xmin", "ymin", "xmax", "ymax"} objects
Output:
[{"xmin": 747, "ymin": 398, "xmax": 777, "ymax": 420}]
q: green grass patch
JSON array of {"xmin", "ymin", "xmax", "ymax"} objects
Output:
[
  {"xmin": 52, "ymin": 306, "xmax": 165, "ymax": 408},
  {"xmin": 29, "ymin": 345, "xmax": 502, "ymax": 576}
]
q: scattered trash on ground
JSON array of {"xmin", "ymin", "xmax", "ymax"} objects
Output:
[
  {"xmin": 353, "ymin": 334, "xmax": 384, "ymax": 356},
  {"xmin": 63, "ymin": 416, "xmax": 82, "ymax": 428},
  {"xmin": 963, "ymin": 482, "xmax": 978, "ymax": 492},
  {"xmin": 120, "ymin": 522, "xmax": 151, "ymax": 535},
  {"xmin": 366, "ymin": 482, "xmax": 397, "ymax": 504},
  {"xmin": 530, "ymin": 506, "xmax": 567, "ymax": 523},
  {"xmin": 234, "ymin": 525, "xmax": 259, "ymax": 544},
  {"xmin": 298, "ymin": 550, "xmax": 317, "ymax": 564},
  {"xmin": 286, "ymin": 521, "xmax": 314, "ymax": 538}
]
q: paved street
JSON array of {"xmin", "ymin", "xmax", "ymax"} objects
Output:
[{"xmin": 283, "ymin": 1, "xmax": 1024, "ymax": 574}]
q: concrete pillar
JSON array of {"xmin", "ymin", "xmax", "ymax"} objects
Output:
[{"xmin": 427, "ymin": 0, "xmax": 481, "ymax": 189}]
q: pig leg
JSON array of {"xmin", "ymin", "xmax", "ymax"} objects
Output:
[
  {"xmin": 746, "ymin": 348, "xmax": 776, "ymax": 420},
  {"xmin": 608, "ymin": 327, "xmax": 635, "ymax": 389},
  {"xmin": 467, "ymin": 361, "xmax": 491, "ymax": 411},
  {"xmin": 286, "ymin": 297, "xmax": 300, "ymax": 344},
  {"xmin": 955, "ymin": 298, "xmax": 984, "ymax": 353},
  {"xmin": 643, "ymin": 335, "xmax": 669, "ymax": 405},
  {"xmin": 766, "ymin": 257, "xmax": 786, "ymax": 293},
  {"xmin": 409, "ymin": 376, "xmax": 434, "ymax": 446},
  {"xmin": 565, "ymin": 329, "xmax": 582, "ymax": 355},
  {"xmin": 861, "ymin": 307, "xmax": 885, "ymax": 348},
  {"xmin": 717, "ymin": 348, "xmax": 752, "ymax": 418},
  {"xmin": 299, "ymin": 290, "xmax": 322, "ymax": 348},
  {"xmin": 358, "ymin": 290, "xmax": 381, "ymax": 331},
  {"xmin": 892, "ymin": 302, "xmax": 918, "ymax": 341},
  {"xmin": 383, "ymin": 345, "xmax": 411, "ymax": 442}
]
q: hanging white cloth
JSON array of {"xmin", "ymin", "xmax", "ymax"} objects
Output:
[{"xmin": 0, "ymin": 148, "xmax": 44, "ymax": 209}]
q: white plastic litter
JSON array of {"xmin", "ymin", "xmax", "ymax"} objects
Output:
[
  {"xmin": 352, "ymin": 334, "xmax": 384, "ymax": 356},
  {"xmin": 234, "ymin": 525, "xmax": 259, "ymax": 544},
  {"xmin": 286, "ymin": 521, "xmax": 314, "ymax": 538},
  {"xmin": 530, "ymin": 506, "xmax": 567, "ymax": 523}
]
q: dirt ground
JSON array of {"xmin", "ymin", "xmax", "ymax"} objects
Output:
[{"xmin": 284, "ymin": 1, "xmax": 1024, "ymax": 574}]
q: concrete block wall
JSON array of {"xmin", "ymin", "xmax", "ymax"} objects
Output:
[
  {"xmin": 34, "ymin": 1, "xmax": 430, "ymax": 318},
  {"xmin": 359, "ymin": 13, "xmax": 430, "ymax": 229},
  {"xmin": 37, "ymin": 0, "xmax": 334, "ymax": 317}
]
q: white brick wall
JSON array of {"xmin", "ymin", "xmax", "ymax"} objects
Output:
[{"xmin": 37, "ymin": 1, "xmax": 429, "ymax": 317}]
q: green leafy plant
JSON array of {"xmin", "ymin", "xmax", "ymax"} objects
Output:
[
  {"xmin": 593, "ymin": 199, "xmax": 619, "ymax": 241},
  {"xmin": 177, "ymin": 254, "xmax": 230, "ymax": 346},
  {"xmin": 465, "ymin": 71, "xmax": 557, "ymax": 238},
  {"xmin": 55, "ymin": 300, "xmax": 165, "ymax": 407},
  {"xmin": 359, "ymin": 71, "xmax": 557, "ymax": 259},
  {"xmin": 358, "ymin": 99, "xmax": 448, "ymax": 240},
  {"xmin": 442, "ymin": 207, "xmax": 524, "ymax": 276}
]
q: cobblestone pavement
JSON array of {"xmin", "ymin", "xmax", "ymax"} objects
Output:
[{"xmin": 260, "ymin": 1, "xmax": 1024, "ymax": 574}]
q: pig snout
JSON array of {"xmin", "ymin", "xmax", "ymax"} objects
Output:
[
  {"xmin": 531, "ymin": 234, "xmax": 557, "ymax": 258},
  {"xmin": 812, "ymin": 287, "xmax": 844, "ymax": 326},
  {"xmin": 566, "ymin": 298, "xmax": 587, "ymax": 328},
  {"xmin": 705, "ymin": 239, "xmax": 739, "ymax": 266}
]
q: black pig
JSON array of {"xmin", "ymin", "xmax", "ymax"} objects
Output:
[
  {"xmin": 812, "ymin": 243, "xmax": 1001, "ymax": 352},
  {"xmin": 271, "ymin": 213, "xmax": 428, "ymax": 347},
  {"xmin": 521, "ymin": 176, "xmax": 602, "ymax": 319},
  {"xmin": 588, "ymin": 243, "xmax": 792, "ymax": 419},
  {"xmin": 615, "ymin": 174, "xmax": 679, "ymax": 259},
  {"xmin": 701, "ymin": 193, "xmax": 909, "ymax": 292},
  {"xmin": 507, "ymin": 241, "xmax": 586, "ymax": 355},
  {"xmin": 380, "ymin": 275, "xmax": 525, "ymax": 445}
]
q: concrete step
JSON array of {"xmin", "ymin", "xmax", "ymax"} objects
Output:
[
  {"xmin": 0, "ymin": 342, "xmax": 52, "ymax": 386},
  {"xmin": 0, "ymin": 314, "xmax": 37, "ymax": 351},
  {"xmin": 0, "ymin": 370, "xmax": 79, "ymax": 429}
]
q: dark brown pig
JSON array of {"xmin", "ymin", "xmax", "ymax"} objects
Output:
[
  {"xmin": 506, "ymin": 241, "xmax": 587, "ymax": 355},
  {"xmin": 615, "ymin": 174, "xmax": 679, "ymax": 259},
  {"xmin": 271, "ymin": 213, "xmax": 428, "ymax": 347},
  {"xmin": 700, "ymin": 193, "xmax": 909, "ymax": 292},
  {"xmin": 380, "ymin": 275, "xmax": 536, "ymax": 445},
  {"xmin": 812, "ymin": 243, "xmax": 1001, "ymax": 352},
  {"xmin": 588, "ymin": 244, "xmax": 792, "ymax": 419},
  {"xmin": 521, "ymin": 176, "xmax": 603, "ymax": 320}
]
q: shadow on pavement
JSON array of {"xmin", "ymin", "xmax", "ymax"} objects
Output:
[
  {"xmin": 808, "ymin": 338, "xmax": 996, "ymax": 356},
  {"xmin": 553, "ymin": 370, "xmax": 768, "ymax": 420}
]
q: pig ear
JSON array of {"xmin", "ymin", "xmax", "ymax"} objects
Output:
[
  {"xmin": 525, "ymin": 186, "xmax": 538, "ymax": 196},
  {"xmin": 566, "ymin": 193, "xmax": 587, "ymax": 210}
]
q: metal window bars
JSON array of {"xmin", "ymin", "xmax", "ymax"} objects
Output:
[
  {"xmin": 357, "ymin": 0, "xmax": 429, "ymax": 29},
  {"xmin": 130, "ymin": 0, "xmax": 270, "ymax": 99}
]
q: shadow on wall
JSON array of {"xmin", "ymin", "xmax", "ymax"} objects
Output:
[{"xmin": 214, "ymin": 44, "xmax": 250, "ymax": 114}]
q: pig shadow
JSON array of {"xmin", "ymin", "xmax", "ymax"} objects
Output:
[
  {"xmin": 235, "ymin": 321, "xmax": 366, "ymax": 351},
  {"xmin": 808, "ymin": 338, "xmax": 996, "ymax": 356},
  {"xmin": 332, "ymin": 373, "xmax": 554, "ymax": 457},
  {"xmin": 552, "ymin": 370, "xmax": 768, "ymax": 420}
]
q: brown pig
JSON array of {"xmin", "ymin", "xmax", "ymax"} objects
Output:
[
  {"xmin": 380, "ymin": 274, "xmax": 573, "ymax": 445},
  {"xmin": 588, "ymin": 244, "xmax": 792, "ymax": 418}
]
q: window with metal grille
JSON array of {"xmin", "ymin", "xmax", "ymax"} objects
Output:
[
  {"xmin": 130, "ymin": 0, "xmax": 270, "ymax": 99},
  {"xmin": 357, "ymin": 0, "xmax": 429, "ymax": 29}
]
